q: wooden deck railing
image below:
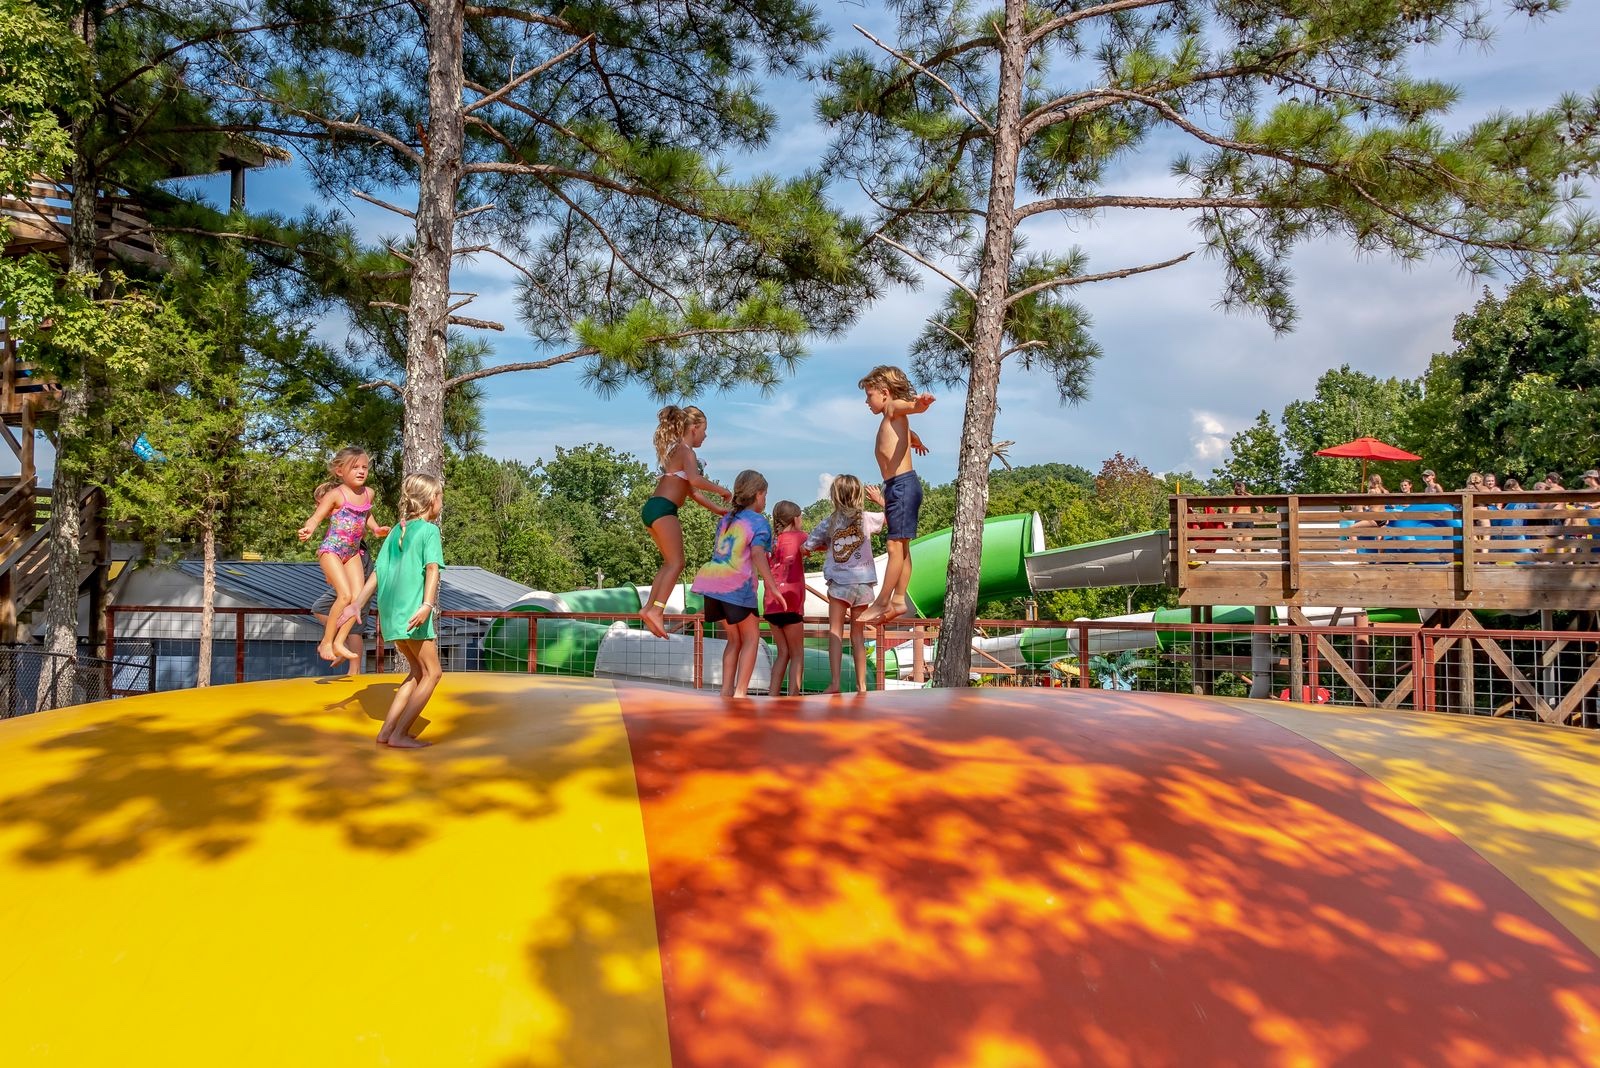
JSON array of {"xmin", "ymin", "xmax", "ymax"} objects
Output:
[
  {"xmin": 1171, "ymin": 491, "xmax": 1600, "ymax": 611},
  {"xmin": 0, "ymin": 179, "xmax": 163, "ymax": 266}
]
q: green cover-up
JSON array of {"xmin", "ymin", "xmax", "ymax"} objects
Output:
[{"xmin": 375, "ymin": 519, "xmax": 443, "ymax": 641}]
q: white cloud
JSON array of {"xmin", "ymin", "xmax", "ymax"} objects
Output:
[
  {"xmin": 1189, "ymin": 411, "xmax": 1232, "ymax": 466},
  {"xmin": 815, "ymin": 472, "xmax": 837, "ymax": 503}
]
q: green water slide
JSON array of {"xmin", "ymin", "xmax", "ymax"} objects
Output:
[{"xmin": 905, "ymin": 513, "xmax": 1045, "ymax": 617}]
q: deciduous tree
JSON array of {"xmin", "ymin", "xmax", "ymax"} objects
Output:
[{"xmin": 1409, "ymin": 277, "xmax": 1600, "ymax": 482}]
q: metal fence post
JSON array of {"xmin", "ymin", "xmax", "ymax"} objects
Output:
[
  {"xmin": 526, "ymin": 614, "xmax": 538, "ymax": 673},
  {"xmin": 104, "ymin": 607, "xmax": 117, "ymax": 698},
  {"xmin": 693, "ymin": 618, "xmax": 704, "ymax": 690},
  {"xmin": 1077, "ymin": 621, "xmax": 1092, "ymax": 689},
  {"xmin": 234, "ymin": 610, "xmax": 247, "ymax": 684},
  {"xmin": 876, "ymin": 627, "xmax": 887, "ymax": 690}
]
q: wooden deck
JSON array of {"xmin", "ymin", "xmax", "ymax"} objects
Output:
[
  {"xmin": 1170, "ymin": 492, "xmax": 1600, "ymax": 611},
  {"xmin": 0, "ymin": 180, "xmax": 164, "ymax": 267}
]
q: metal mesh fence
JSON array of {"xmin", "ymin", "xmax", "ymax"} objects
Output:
[
  {"xmin": 947, "ymin": 618, "xmax": 1600, "ymax": 728},
  {"xmin": 0, "ymin": 644, "xmax": 154, "ymax": 718},
  {"xmin": 97, "ymin": 605, "xmax": 1600, "ymax": 727}
]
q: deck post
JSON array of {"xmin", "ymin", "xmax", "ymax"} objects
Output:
[
  {"xmin": 1170, "ymin": 496, "xmax": 1188, "ymax": 589},
  {"xmin": 1189, "ymin": 606, "xmax": 1202, "ymax": 695},
  {"xmin": 1289, "ymin": 626, "xmax": 1304, "ymax": 704}
]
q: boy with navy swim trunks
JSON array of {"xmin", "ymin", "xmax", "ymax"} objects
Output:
[{"xmin": 856, "ymin": 365, "xmax": 934, "ymax": 624}]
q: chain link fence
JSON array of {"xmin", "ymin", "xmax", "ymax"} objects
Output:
[
  {"xmin": 0, "ymin": 643, "xmax": 155, "ymax": 718},
  {"xmin": 22, "ymin": 604, "xmax": 1584, "ymax": 730}
]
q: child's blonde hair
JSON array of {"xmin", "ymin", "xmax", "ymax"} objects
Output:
[
  {"xmin": 772, "ymin": 500, "xmax": 802, "ymax": 530},
  {"xmin": 828, "ymin": 474, "xmax": 864, "ymax": 527},
  {"xmin": 394, "ymin": 473, "xmax": 443, "ymax": 548},
  {"xmin": 728, "ymin": 469, "xmax": 767, "ymax": 512},
  {"xmin": 329, "ymin": 445, "xmax": 369, "ymax": 478},
  {"xmin": 857, "ymin": 365, "xmax": 915, "ymax": 401},
  {"xmin": 314, "ymin": 446, "xmax": 370, "ymax": 502},
  {"xmin": 653, "ymin": 404, "xmax": 706, "ymax": 471}
]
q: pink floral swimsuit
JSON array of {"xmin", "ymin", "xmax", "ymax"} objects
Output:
[{"xmin": 317, "ymin": 490, "xmax": 372, "ymax": 562}]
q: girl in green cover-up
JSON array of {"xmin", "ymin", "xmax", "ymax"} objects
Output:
[{"xmin": 350, "ymin": 473, "xmax": 445, "ymax": 748}]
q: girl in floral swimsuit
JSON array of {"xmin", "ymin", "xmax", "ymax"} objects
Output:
[{"xmin": 298, "ymin": 447, "xmax": 388, "ymax": 664}]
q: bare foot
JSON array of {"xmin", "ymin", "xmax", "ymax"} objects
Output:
[
  {"xmin": 856, "ymin": 602, "xmax": 887, "ymax": 624},
  {"xmin": 385, "ymin": 734, "xmax": 432, "ymax": 748},
  {"xmin": 880, "ymin": 598, "xmax": 908, "ymax": 623},
  {"xmin": 639, "ymin": 606, "xmax": 667, "ymax": 639},
  {"xmin": 821, "ymin": 685, "xmax": 840, "ymax": 695},
  {"xmin": 317, "ymin": 642, "xmax": 346, "ymax": 664},
  {"xmin": 333, "ymin": 642, "xmax": 358, "ymax": 661}
]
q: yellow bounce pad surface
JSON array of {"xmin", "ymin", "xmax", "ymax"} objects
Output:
[{"xmin": 0, "ymin": 674, "xmax": 670, "ymax": 1067}]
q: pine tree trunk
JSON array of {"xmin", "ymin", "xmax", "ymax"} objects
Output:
[
  {"xmin": 37, "ymin": 7, "xmax": 99, "ymax": 711},
  {"xmin": 402, "ymin": 0, "xmax": 467, "ymax": 481},
  {"xmin": 933, "ymin": 0, "xmax": 1027, "ymax": 689},
  {"xmin": 197, "ymin": 516, "xmax": 215, "ymax": 688}
]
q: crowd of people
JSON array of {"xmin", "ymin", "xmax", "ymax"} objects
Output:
[
  {"xmin": 1358, "ymin": 468, "xmax": 1600, "ymax": 497},
  {"xmin": 1215, "ymin": 465, "xmax": 1600, "ymax": 550}
]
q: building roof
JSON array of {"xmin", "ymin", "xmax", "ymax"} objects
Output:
[{"xmin": 163, "ymin": 560, "xmax": 536, "ymax": 632}]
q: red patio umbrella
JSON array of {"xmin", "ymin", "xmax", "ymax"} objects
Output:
[{"xmin": 1314, "ymin": 436, "xmax": 1422, "ymax": 489}]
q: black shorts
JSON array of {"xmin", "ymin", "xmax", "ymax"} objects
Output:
[
  {"xmin": 702, "ymin": 596, "xmax": 757, "ymax": 625},
  {"xmin": 765, "ymin": 611, "xmax": 803, "ymax": 628}
]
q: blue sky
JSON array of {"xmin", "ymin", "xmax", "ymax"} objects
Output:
[{"xmin": 166, "ymin": 2, "xmax": 1599, "ymax": 509}]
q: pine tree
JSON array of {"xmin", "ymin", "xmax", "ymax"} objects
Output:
[
  {"xmin": 819, "ymin": 0, "xmax": 1600, "ymax": 686},
  {"xmin": 231, "ymin": 0, "xmax": 895, "ymax": 480}
]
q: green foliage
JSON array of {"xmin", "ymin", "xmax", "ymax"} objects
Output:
[
  {"xmin": 821, "ymin": 0, "xmax": 1600, "ymax": 397},
  {"xmin": 1408, "ymin": 277, "xmax": 1600, "ymax": 482},
  {"xmin": 1214, "ymin": 411, "xmax": 1290, "ymax": 493},
  {"xmin": 441, "ymin": 454, "xmax": 585, "ymax": 592},
  {"xmin": 237, "ymin": 0, "xmax": 895, "ymax": 409},
  {"xmin": 441, "ymin": 443, "xmax": 726, "ymax": 596},
  {"xmin": 0, "ymin": 0, "xmax": 89, "ymax": 193},
  {"xmin": 1087, "ymin": 650, "xmax": 1154, "ymax": 691},
  {"xmin": 916, "ymin": 455, "xmax": 1173, "ymax": 621},
  {"xmin": 911, "ymin": 252, "xmax": 1104, "ymax": 402},
  {"xmin": 1281, "ymin": 366, "xmax": 1421, "ymax": 492},
  {"xmin": 1204, "ymin": 367, "xmax": 1420, "ymax": 493},
  {"xmin": 1208, "ymin": 277, "xmax": 1600, "ymax": 491}
]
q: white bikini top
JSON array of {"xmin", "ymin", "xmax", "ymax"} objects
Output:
[{"xmin": 664, "ymin": 470, "xmax": 690, "ymax": 480}]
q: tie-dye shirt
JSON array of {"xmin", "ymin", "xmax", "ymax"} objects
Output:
[{"xmin": 690, "ymin": 509, "xmax": 773, "ymax": 609}]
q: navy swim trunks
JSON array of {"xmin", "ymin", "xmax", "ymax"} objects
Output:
[{"xmin": 882, "ymin": 470, "xmax": 923, "ymax": 541}]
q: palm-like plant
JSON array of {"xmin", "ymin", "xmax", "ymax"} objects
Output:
[{"xmin": 1088, "ymin": 650, "xmax": 1153, "ymax": 691}]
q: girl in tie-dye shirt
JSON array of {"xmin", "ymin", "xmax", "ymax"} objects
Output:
[{"xmin": 690, "ymin": 469, "xmax": 776, "ymax": 697}]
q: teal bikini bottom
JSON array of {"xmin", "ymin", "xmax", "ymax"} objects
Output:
[{"xmin": 641, "ymin": 495, "xmax": 679, "ymax": 528}]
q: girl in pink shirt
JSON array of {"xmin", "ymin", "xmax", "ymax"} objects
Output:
[{"xmin": 764, "ymin": 500, "xmax": 808, "ymax": 695}]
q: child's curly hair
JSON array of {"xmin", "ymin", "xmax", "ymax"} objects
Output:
[
  {"xmin": 857, "ymin": 365, "xmax": 915, "ymax": 401},
  {"xmin": 652, "ymin": 405, "xmax": 706, "ymax": 471}
]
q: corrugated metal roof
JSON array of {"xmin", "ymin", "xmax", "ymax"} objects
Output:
[{"xmin": 168, "ymin": 560, "xmax": 537, "ymax": 616}]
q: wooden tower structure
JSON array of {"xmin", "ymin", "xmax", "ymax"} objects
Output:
[{"xmin": 0, "ymin": 141, "xmax": 281, "ymax": 642}]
